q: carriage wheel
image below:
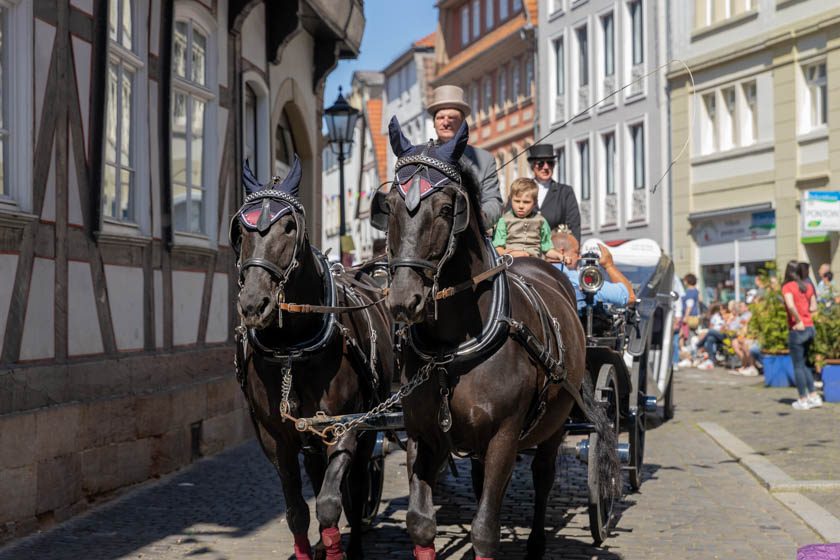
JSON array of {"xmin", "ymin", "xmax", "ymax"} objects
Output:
[
  {"xmin": 361, "ymin": 435, "xmax": 388, "ymax": 527},
  {"xmin": 628, "ymin": 356, "xmax": 648, "ymax": 491},
  {"xmin": 587, "ymin": 365, "xmax": 620, "ymax": 545}
]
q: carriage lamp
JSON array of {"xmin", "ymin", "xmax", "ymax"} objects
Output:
[
  {"xmin": 578, "ymin": 253, "xmax": 604, "ymax": 294},
  {"xmin": 325, "ymin": 87, "xmax": 361, "ymax": 265}
]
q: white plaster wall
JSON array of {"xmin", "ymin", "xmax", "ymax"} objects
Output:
[
  {"xmin": 67, "ymin": 260, "xmax": 104, "ymax": 356},
  {"xmin": 154, "ymin": 269, "xmax": 163, "ymax": 348},
  {"xmin": 105, "ymin": 264, "xmax": 145, "ymax": 350},
  {"xmin": 72, "ymin": 36, "xmax": 91, "ymax": 151},
  {"xmin": 206, "ymin": 272, "xmax": 229, "ymax": 343},
  {"xmin": 799, "ymin": 137, "xmax": 828, "ymax": 166},
  {"xmin": 0, "ymin": 255, "xmax": 18, "ymax": 345},
  {"xmin": 692, "ymin": 146, "xmax": 774, "ymax": 184},
  {"xmin": 70, "ymin": 0, "xmax": 93, "ymax": 14},
  {"xmin": 172, "ymin": 270, "xmax": 204, "ymax": 346},
  {"xmin": 20, "ymin": 258, "xmax": 55, "ymax": 360},
  {"xmin": 34, "ymin": 19, "xmax": 56, "ymax": 137},
  {"xmin": 241, "ymin": 3, "xmax": 266, "ymax": 69}
]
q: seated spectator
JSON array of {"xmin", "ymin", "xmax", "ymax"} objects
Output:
[
  {"xmin": 817, "ymin": 263, "xmax": 834, "ymax": 306},
  {"xmin": 493, "ymin": 178, "xmax": 563, "ymax": 260},
  {"xmin": 549, "ymin": 231, "xmax": 635, "ymax": 310},
  {"xmin": 697, "ymin": 304, "xmax": 726, "ymax": 370}
]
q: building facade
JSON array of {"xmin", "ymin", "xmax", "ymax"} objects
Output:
[
  {"xmin": 434, "ymin": 0, "xmax": 537, "ymax": 200},
  {"xmin": 669, "ymin": 0, "xmax": 840, "ymax": 302},
  {"xmin": 537, "ymin": 0, "xmax": 670, "ymax": 247},
  {"xmin": 0, "ymin": 0, "xmax": 362, "ymax": 542}
]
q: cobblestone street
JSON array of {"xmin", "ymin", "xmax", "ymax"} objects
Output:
[{"xmin": 2, "ymin": 366, "xmax": 837, "ymax": 560}]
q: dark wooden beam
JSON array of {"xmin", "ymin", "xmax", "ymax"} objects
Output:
[
  {"xmin": 88, "ymin": 0, "xmax": 108, "ymax": 238},
  {"xmin": 266, "ymin": 0, "xmax": 299, "ymax": 64}
]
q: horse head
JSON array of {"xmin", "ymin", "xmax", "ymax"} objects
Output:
[
  {"xmin": 371, "ymin": 116, "xmax": 479, "ymax": 324},
  {"xmin": 230, "ymin": 156, "xmax": 307, "ymax": 329}
]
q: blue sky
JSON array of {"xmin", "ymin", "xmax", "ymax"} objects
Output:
[{"xmin": 324, "ymin": 0, "xmax": 438, "ymax": 107}]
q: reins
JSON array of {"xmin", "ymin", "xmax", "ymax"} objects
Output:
[{"xmin": 434, "ymin": 254, "xmax": 512, "ymax": 301}]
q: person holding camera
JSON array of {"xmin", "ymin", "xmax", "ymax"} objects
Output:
[{"xmin": 549, "ymin": 230, "xmax": 635, "ymax": 310}]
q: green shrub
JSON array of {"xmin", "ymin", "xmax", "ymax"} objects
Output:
[
  {"xmin": 814, "ymin": 303, "xmax": 840, "ymax": 368},
  {"xmin": 747, "ymin": 285, "xmax": 788, "ymax": 354}
]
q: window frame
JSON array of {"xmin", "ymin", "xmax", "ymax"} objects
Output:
[
  {"xmin": 603, "ymin": 131, "xmax": 616, "ymax": 195},
  {"xmin": 485, "ymin": 0, "xmax": 494, "ymax": 31},
  {"xmin": 170, "ymin": 6, "xmax": 218, "ymax": 243},
  {"xmin": 577, "ymin": 138, "xmax": 591, "ymax": 201},
  {"xmin": 555, "ymin": 145, "xmax": 566, "ymax": 184},
  {"xmin": 576, "ymin": 25, "xmax": 589, "ymax": 88},
  {"xmin": 460, "ymin": 5, "xmax": 469, "ymax": 46},
  {"xmin": 602, "ymin": 11, "xmax": 615, "ymax": 78},
  {"xmin": 554, "ymin": 36, "xmax": 565, "ymax": 96},
  {"xmin": 629, "ymin": 0, "xmax": 644, "ymax": 66},
  {"xmin": 472, "ymin": 0, "xmax": 480, "ymax": 40},
  {"xmin": 0, "ymin": 0, "xmax": 33, "ymax": 214},
  {"xmin": 629, "ymin": 122, "xmax": 645, "ymax": 191},
  {"xmin": 741, "ymin": 80, "xmax": 757, "ymax": 146},
  {"xmin": 803, "ymin": 61, "xmax": 827, "ymax": 132},
  {"xmin": 242, "ymin": 72, "xmax": 270, "ymax": 184}
]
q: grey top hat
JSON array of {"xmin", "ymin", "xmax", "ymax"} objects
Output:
[
  {"xmin": 527, "ymin": 144, "xmax": 557, "ymax": 162},
  {"xmin": 426, "ymin": 85, "xmax": 472, "ymax": 118}
]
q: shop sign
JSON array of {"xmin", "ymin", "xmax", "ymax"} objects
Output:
[
  {"xmin": 692, "ymin": 210, "xmax": 776, "ymax": 246},
  {"xmin": 802, "ymin": 191, "xmax": 840, "ymax": 232}
]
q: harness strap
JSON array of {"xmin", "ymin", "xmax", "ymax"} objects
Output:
[
  {"xmin": 241, "ymin": 257, "xmax": 287, "ymax": 280},
  {"xmin": 434, "ymin": 259, "xmax": 509, "ymax": 301},
  {"xmin": 342, "ymin": 274, "xmax": 389, "ymax": 296},
  {"xmin": 279, "ymin": 295, "xmax": 386, "ymax": 315}
]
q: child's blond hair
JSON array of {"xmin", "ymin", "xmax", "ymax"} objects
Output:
[{"xmin": 508, "ymin": 177, "xmax": 538, "ymax": 201}]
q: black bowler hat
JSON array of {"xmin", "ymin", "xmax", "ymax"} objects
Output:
[{"xmin": 527, "ymin": 144, "xmax": 556, "ymax": 162}]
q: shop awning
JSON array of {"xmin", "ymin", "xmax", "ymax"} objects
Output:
[{"xmin": 687, "ymin": 202, "xmax": 773, "ymax": 222}]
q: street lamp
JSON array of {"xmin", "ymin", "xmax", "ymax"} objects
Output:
[{"xmin": 324, "ymin": 87, "xmax": 360, "ymax": 264}]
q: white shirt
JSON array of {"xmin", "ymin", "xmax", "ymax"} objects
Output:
[{"xmin": 536, "ymin": 179, "xmax": 551, "ymax": 208}]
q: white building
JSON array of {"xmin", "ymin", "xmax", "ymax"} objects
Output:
[{"xmin": 537, "ymin": 0, "xmax": 670, "ymax": 248}]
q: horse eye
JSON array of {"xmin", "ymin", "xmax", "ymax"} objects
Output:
[
  {"xmin": 284, "ymin": 220, "xmax": 296, "ymax": 234},
  {"xmin": 439, "ymin": 204, "xmax": 453, "ymax": 217}
]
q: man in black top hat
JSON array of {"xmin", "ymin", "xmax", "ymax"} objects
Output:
[{"xmin": 528, "ymin": 143, "xmax": 581, "ymax": 242}]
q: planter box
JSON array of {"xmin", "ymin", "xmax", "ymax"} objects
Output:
[
  {"xmin": 762, "ymin": 354, "xmax": 794, "ymax": 387},
  {"xmin": 822, "ymin": 364, "xmax": 840, "ymax": 402}
]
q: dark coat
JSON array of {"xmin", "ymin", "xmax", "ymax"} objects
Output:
[{"xmin": 538, "ymin": 180, "xmax": 581, "ymax": 242}]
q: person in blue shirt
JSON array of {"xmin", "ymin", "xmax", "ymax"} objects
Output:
[{"xmin": 549, "ymin": 230, "xmax": 635, "ymax": 310}]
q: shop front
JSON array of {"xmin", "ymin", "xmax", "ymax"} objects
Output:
[{"xmin": 689, "ymin": 204, "xmax": 777, "ymax": 304}]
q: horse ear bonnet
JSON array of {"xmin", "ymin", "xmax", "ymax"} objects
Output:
[{"xmin": 230, "ymin": 156, "xmax": 306, "ymax": 248}]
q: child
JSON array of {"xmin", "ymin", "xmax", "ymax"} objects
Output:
[{"xmin": 492, "ymin": 178, "xmax": 563, "ymax": 260}]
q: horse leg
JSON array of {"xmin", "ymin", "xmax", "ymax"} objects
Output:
[
  {"xmin": 471, "ymin": 430, "xmax": 519, "ymax": 560},
  {"xmin": 343, "ymin": 431, "xmax": 376, "ymax": 559},
  {"xmin": 527, "ymin": 430, "xmax": 563, "ymax": 559},
  {"xmin": 405, "ymin": 436, "xmax": 448, "ymax": 560},
  {"xmin": 303, "ymin": 450, "xmax": 328, "ymax": 560},
  {"xmin": 315, "ymin": 435, "xmax": 358, "ymax": 560},
  {"xmin": 470, "ymin": 458, "xmax": 484, "ymax": 501}
]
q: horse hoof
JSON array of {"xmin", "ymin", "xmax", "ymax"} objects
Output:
[{"xmin": 526, "ymin": 533, "xmax": 545, "ymax": 559}]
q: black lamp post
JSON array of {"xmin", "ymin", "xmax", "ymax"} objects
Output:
[{"xmin": 324, "ymin": 87, "xmax": 360, "ymax": 264}]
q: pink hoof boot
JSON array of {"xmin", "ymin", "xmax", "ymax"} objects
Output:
[
  {"xmin": 475, "ymin": 557, "xmax": 495, "ymax": 560},
  {"xmin": 414, "ymin": 545, "xmax": 436, "ymax": 560},
  {"xmin": 293, "ymin": 533, "xmax": 313, "ymax": 560},
  {"xmin": 321, "ymin": 527, "xmax": 344, "ymax": 560}
]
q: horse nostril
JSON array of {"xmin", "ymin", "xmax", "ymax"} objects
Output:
[
  {"xmin": 409, "ymin": 294, "xmax": 423, "ymax": 314},
  {"xmin": 259, "ymin": 297, "xmax": 270, "ymax": 316}
]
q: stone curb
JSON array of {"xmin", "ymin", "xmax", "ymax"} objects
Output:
[{"xmin": 698, "ymin": 421, "xmax": 840, "ymax": 543}]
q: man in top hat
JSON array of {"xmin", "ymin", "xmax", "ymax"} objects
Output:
[
  {"xmin": 528, "ymin": 144, "xmax": 581, "ymax": 242},
  {"xmin": 428, "ymin": 85, "xmax": 503, "ymax": 227}
]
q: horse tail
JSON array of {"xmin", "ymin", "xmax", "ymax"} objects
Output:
[{"xmin": 579, "ymin": 373, "xmax": 622, "ymax": 500}]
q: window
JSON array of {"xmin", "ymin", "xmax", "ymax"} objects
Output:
[
  {"xmin": 471, "ymin": 82, "xmax": 480, "ymax": 116},
  {"xmin": 629, "ymin": 0, "xmax": 643, "ymax": 66},
  {"xmin": 702, "ymin": 92, "xmax": 717, "ymax": 154},
  {"xmin": 485, "ymin": 0, "xmax": 493, "ymax": 30},
  {"xmin": 511, "ymin": 60, "xmax": 520, "ymax": 101},
  {"xmin": 603, "ymin": 132, "xmax": 615, "ymax": 195},
  {"xmin": 498, "ymin": 68, "xmax": 507, "ymax": 108},
  {"xmin": 103, "ymin": 0, "xmax": 142, "ymax": 221},
  {"xmin": 578, "ymin": 140, "xmax": 590, "ymax": 200},
  {"xmin": 630, "ymin": 123, "xmax": 645, "ymax": 190},
  {"xmin": 525, "ymin": 58, "xmax": 534, "ymax": 98},
  {"xmin": 721, "ymin": 86, "xmax": 736, "ymax": 150},
  {"xmin": 576, "ymin": 26, "xmax": 588, "ymax": 87},
  {"xmin": 483, "ymin": 78, "xmax": 492, "ymax": 115},
  {"xmin": 804, "ymin": 62, "xmax": 827, "ymax": 130},
  {"xmin": 513, "ymin": 0, "xmax": 522, "ymax": 12},
  {"xmin": 555, "ymin": 147, "xmax": 566, "ymax": 184},
  {"xmin": 602, "ymin": 13, "xmax": 614, "ymax": 77},
  {"xmin": 500, "ymin": 0, "xmax": 509, "ymax": 19},
  {"xmin": 472, "ymin": 0, "xmax": 480, "ymax": 39},
  {"xmin": 460, "ymin": 5, "xmax": 469, "ymax": 46},
  {"xmin": 554, "ymin": 37, "xmax": 564, "ymax": 96},
  {"xmin": 742, "ymin": 81, "xmax": 757, "ymax": 145},
  {"xmin": 172, "ymin": 19, "xmax": 210, "ymax": 234}
]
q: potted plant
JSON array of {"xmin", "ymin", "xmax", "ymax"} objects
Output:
[
  {"xmin": 747, "ymin": 282, "xmax": 794, "ymax": 387},
  {"xmin": 813, "ymin": 303, "xmax": 840, "ymax": 402}
]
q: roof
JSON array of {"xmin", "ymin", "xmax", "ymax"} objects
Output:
[
  {"xmin": 352, "ymin": 70, "xmax": 384, "ymax": 85},
  {"xmin": 413, "ymin": 31, "xmax": 436, "ymax": 49},
  {"xmin": 366, "ymin": 98, "xmax": 389, "ymax": 183}
]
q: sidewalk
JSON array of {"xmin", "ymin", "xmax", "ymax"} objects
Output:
[{"xmin": 675, "ymin": 365, "xmax": 840, "ymax": 523}]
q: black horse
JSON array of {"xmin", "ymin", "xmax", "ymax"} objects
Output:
[
  {"xmin": 232, "ymin": 158, "xmax": 393, "ymax": 560},
  {"xmin": 371, "ymin": 118, "xmax": 619, "ymax": 559}
]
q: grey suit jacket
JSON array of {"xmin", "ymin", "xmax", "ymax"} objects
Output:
[{"xmin": 460, "ymin": 145, "xmax": 503, "ymax": 227}]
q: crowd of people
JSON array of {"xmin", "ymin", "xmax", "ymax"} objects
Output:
[{"xmin": 672, "ymin": 261, "xmax": 836, "ymax": 411}]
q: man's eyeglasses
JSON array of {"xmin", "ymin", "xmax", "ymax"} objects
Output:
[{"xmin": 533, "ymin": 160, "xmax": 555, "ymax": 169}]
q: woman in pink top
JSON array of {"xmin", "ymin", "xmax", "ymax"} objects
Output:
[{"xmin": 782, "ymin": 261, "xmax": 822, "ymax": 410}]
